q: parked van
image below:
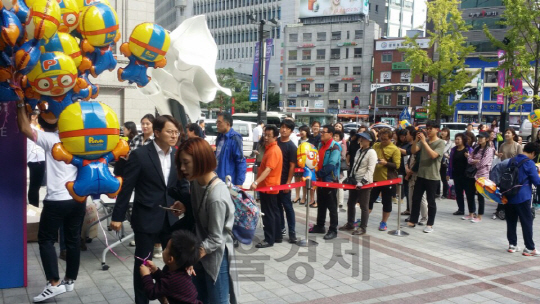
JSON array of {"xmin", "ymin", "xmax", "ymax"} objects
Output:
[
  {"xmin": 441, "ymin": 122, "xmax": 468, "ymax": 140},
  {"xmin": 203, "ymin": 119, "xmax": 256, "ymax": 157}
]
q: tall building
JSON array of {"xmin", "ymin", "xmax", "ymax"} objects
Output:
[
  {"xmin": 368, "ymin": 0, "xmax": 427, "ymax": 38},
  {"xmin": 450, "ymin": 0, "xmax": 532, "ymax": 125},
  {"xmin": 155, "ymin": 0, "xmax": 193, "ymax": 31}
]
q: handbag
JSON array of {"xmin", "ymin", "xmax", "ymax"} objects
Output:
[
  {"xmin": 465, "ymin": 146, "xmax": 488, "ymax": 178},
  {"xmin": 343, "ymin": 148, "xmax": 370, "ymax": 186}
]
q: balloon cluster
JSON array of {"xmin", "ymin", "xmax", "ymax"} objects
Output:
[
  {"xmin": 398, "ymin": 120, "xmax": 411, "ymax": 129},
  {"xmin": 1, "ymin": 0, "xmax": 170, "ymax": 201}
]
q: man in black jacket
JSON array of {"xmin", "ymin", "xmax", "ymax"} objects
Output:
[{"xmin": 110, "ymin": 115, "xmax": 184, "ymax": 304}]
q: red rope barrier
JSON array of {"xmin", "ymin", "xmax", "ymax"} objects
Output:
[{"xmin": 245, "ymin": 178, "xmax": 403, "ymax": 192}]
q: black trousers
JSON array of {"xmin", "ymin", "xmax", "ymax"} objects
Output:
[
  {"xmin": 438, "ymin": 164, "xmax": 449, "ymax": 197},
  {"xmin": 316, "ymin": 187, "xmax": 338, "ymax": 232},
  {"xmin": 134, "ymin": 217, "xmax": 173, "ymax": 304},
  {"xmin": 410, "ymin": 177, "xmax": 438, "ymax": 226},
  {"xmin": 346, "ymin": 188, "xmax": 371, "ymax": 229},
  {"xmin": 260, "ymin": 192, "xmax": 281, "ymax": 244},
  {"xmin": 277, "ymin": 190, "xmax": 296, "ymax": 234},
  {"xmin": 454, "ymin": 176, "xmax": 476, "ymax": 213},
  {"xmin": 368, "ymin": 185, "xmax": 394, "ymax": 213},
  {"xmin": 506, "ymin": 200, "xmax": 535, "ymax": 250},
  {"xmin": 38, "ymin": 199, "xmax": 85, "ymax": 281},
  {"xmin": 28, "ymin": 161, "xmax": 45, "ymax": 207}
]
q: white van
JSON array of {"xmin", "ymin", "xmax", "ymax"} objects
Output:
[
  {"xmin": 441, "ymin": 122, "xmax": 468, "ymax": 140},
  {"xmin": 203, "ymin": 119, "xmax": 256, "ymax": 157},
  {"xmin": 232, "ymin": 112, "xmax": 286, "ymax": 126}
]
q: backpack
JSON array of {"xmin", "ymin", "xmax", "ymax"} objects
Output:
[
  {"xmin": 224, "ymin": 176, "xmax": 260, "ymax": 245},
  {"xmin": 498, "ymin": 157, "xmax": 529, "ymax": 197}
]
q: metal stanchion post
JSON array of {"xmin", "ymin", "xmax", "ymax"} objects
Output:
[
  {"xmin": 297, "ymin": 178, "xmax": 318, "ymax": 247},
  {"xmin": 388, "ymin": 175, "xmax": 409, "ymax": 237}
]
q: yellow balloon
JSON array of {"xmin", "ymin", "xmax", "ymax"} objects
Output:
[
  {"xmin": 26, "ymin": 0, "xmax": 61, "ymax": 40},
  {"xmin": 58, "ymin": 101, "xmax": 120, "ymax": 159},
  {"xmin": 43, "ymin": 32, "xmax": 83, "ymax": 68},
  {"xmin": 128, "ymin": 23, "xmax": 170, "ymax": 62},
  {"xmin": 528, "ymin": 109, "xmax": 540, "ymax": 128},
  {"xmin": 26, "ymin": 52, "xmax": 78, "ymax": 97},
  {"xmin": 58, "ymin": 0, "xmax": 80, "ymax": 33},
  {"xmin": 77, "ymin": 2, "xmax": 119, "ymax": 47}
]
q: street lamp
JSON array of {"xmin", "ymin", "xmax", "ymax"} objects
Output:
[{"xmin": 248, "ymin": 15, "xmax": 278, "ymax": 124}]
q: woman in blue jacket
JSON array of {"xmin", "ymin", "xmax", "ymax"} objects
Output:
[{"xmin": 505, "ymin": 142, "xmax": 540, "ymax": 256}]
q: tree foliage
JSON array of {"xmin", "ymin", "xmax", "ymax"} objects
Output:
[
  {"xmin": 401, "ymin": 0, "xmax": 476, "ymax": 121},
  {"xmin": 201, "ymin": 68, "xmax": 257, "ymax": 113}
]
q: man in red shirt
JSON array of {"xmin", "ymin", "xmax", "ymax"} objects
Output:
[{"xmin": 251, "ymin": 125, "xmax": 283, "ymax": 248}]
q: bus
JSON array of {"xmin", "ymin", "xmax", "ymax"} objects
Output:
[{"xmin": 232, "ymin": 112, "xmax": 286, "ymax": 126}]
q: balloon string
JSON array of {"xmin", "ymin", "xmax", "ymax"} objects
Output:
[
  {"xmin": 135, "ymin": 252, "xmax": 152, "ymax": 266},
  {"xmin": 95, "ymin": 206, "xmax": 131, "ymax": 262}
]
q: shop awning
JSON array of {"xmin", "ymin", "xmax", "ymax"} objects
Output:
[
  {"xmin": 457, "ymin": 110, "xmax": 479, "ymax": 115},
  {"xmin": 338, "ymin": 114, "xmax": 369, "ymax": 119},
  {"xmin": 483, "ymin": 112, "xmax": 501, "ymax": 115}
]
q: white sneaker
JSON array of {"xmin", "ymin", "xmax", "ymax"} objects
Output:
[
  {"xmin": 423, "ymin": 226, "xmax": 434, "ymax": 233},
  {"xmin": 61, "ymin": 279, "xmax": 74, "ymax": 292},
  {"xmin": 508, "ymin": 245, "xmax": 521, "ymax": 253},
  {"xmin": 153, "ymin": 246, "xmax": 163, "ymax": 258},
  {"xmin": 129, "ymin": 240, "xmax": 136, "ymax": 247},
  {"xmin": 33, "ymin": 283, "xmax": 66, "ymax": 302}
]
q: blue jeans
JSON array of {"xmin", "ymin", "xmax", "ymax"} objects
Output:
[
  {"xmin": 193, "ymin": 249, "xmax": 231, "ymax": 304},
  {"xmin": 277, "ymin": 190, "xmax": 296, "ymax": 234}
]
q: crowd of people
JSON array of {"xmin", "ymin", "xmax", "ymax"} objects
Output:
[{"xmin": 17, "ymin": 98, "xmax": 540, "ymax": 304}]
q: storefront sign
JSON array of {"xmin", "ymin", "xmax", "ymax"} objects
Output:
[
  {"xmin": 469, "ymin": 11, "xmax": 498, "ymax": 17},
  {"xmin": 314, "ymin": 100, "xmax": 324, "ymax": 108},
  {"xmin": 337, "ymin": 42, "xmax": 358, "ymax": 47},
  {"xmin": 415, "ymin": 107, "xmax": 428, "ymax": 119},
  {"xmin": 371, "ymin": 83, "xmax": 429, "ymax": 92},
  {"xmin": 392, "ymin": 62, "xmax": 410, "ymax": 70},
  {"xmin": 376, "ymin": 38, "xmax": 430, "ymax": 51}
]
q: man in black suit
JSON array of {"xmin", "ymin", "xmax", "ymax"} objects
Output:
[{"xmin": 110, "ymin": 115, "xmax": 184, "ymax": 304}]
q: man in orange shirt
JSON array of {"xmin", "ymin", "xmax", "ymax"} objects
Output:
[{"xmin": 251, "ymin": 125, "xmax": 283, "ymax": 248}]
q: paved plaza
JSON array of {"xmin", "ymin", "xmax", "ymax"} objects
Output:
[{"xmin": 3, "ymin": 187, "xmax": 540, "ymax": 304}]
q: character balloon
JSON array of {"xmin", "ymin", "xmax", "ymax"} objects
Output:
[
  {"xmin": 297, "ymin": 142, "xmax": 319, "ymax": 183},
  {"xmin": 118, "ymin": 22, "xmax": 170, "ymax": 87},
  {"xmin": 57, "ymin": 0, "xmax": 80, "ymax": 33},
  {"xmin": 52, "ymin": 101, "xmax": 129, "ymax": 202},
  {"xmin": 528, "ymin": 109, "xmax": 540, "ymax": 128},
  {"xmin": 475, "ymin": 177, "xmax": 504, "ymax": 204}
]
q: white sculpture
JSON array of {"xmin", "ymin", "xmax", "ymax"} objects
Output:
[{"xmin": 138, "ymin": 15, "xmax": 232, "ymax": 121}]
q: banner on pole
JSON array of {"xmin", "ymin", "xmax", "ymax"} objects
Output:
[
  {"xmin": 497, "ymin": 50, "xmax": 505, "ymax": 105},
  {"xmin": 249, "ymin": 39, "xmax": 273, "ymax": 102}
]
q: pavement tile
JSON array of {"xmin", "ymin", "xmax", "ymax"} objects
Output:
[
  {"xmin": 2, "ymin": 295, "xmax": 31, "ymax": 304},
  {"xmin": 1, "ymin": 288, "xmax": 26, "ymax": 298}
]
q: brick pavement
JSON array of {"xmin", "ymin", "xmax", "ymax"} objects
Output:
[{"xmin": 3, "ymin": 189, "xmax": 540, "ymax": 304}]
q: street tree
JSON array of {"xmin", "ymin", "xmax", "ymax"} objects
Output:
[
  {"xmin": 483, "ymin": 0, "xmax": 540, "ymax": 138},
  {"xmin": 401, "ymin": 0, "xmax": 476, "ymax": 122},
  {"xmin": 201, "ymin": 68, "xmax": 257, "ymax": 113}
]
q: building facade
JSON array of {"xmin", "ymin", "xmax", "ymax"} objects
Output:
[
  {"xmin": 371, "ymin": 37, "xmax": 432, "ymax": 124},
  {"xmin": 368, "ymin": 0, "xmax": 427, "ymax": 38},
  {"xmin": 282, "ymin": 21, "xmax": 380, "ymax": 126},
  {"xmin": 155, "ymin": 0, "xmax": 193, "ymax": 31}
]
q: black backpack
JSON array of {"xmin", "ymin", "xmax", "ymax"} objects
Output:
[{"xmin": 498, "ymin": 157, "xmax": 529, "ymax": 197}]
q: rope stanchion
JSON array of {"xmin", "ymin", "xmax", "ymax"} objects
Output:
[
  {"xmin": 247, "ymin": 178, "xmax": 403, "ymax": 193},
  {"xmin": 388, "ymin": 175, "xmax": 409, "ymax": 237},
  {"xmin": 296, "ymin": 178, "xmax": 318, "ymax": 247}
]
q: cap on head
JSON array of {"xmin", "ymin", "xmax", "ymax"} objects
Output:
[{"xmin": 358, "ymin": 132, "xmax": 373, "ymax": 142}]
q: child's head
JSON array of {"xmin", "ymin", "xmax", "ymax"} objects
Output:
[
  {"xmin": 164, "ymin": 230, "xmax": 200, "ymax": 270},
  {"xmin": 333, "ymin": 130, "xmax": 344, "ymax": 142}
]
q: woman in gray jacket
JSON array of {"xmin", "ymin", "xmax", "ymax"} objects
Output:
[
  {"xmin": 338, "ymin": 132, "xmax": 377, "ymax": 235},
  {"xmin": 176, "ymin": 138, "xmax": 238, "ymax": 304}
]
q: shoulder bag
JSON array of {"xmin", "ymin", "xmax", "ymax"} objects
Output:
[{"xmin": 343, "ymin": 148, "xmax": 370, "ymax": 186}]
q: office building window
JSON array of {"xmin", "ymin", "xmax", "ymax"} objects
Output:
[
  {"xmin": 344, "ymin": 83, "xmax": 348, "ymax": 92},
  {"xmin": 317, "ymin": 32, "xmax": 326, "ymax": 41},
  {"xmin": 316, "ymin": 49, "xmax": 325, "ymax": 59},
  {"xmin": 401, "ymin": 72, "xmax": 411, "ymax": 83},
  {"xmin": 330, "ymin": 83, "xmax": 339, "ymax": 92},
  {"xmin": 380, "ymin": 71, "xmax": 391, "ymax": 83},
  {"xmin": 353, "ymin": 66, "xmax": 362, "ymax": 75},
  {"xmin": 316, "ymin": 67, "xmax": 325, "ymax": 75},
  {"xmin": 485, "ymin": 71, "xmax": 498, "ymax": 83},
  {"xmin": 355, "ymin": 30, "xmax": 364, "ymax": 39},
  {"xmin": 288, "ymin": 83, "xmax": 296, "ymax": 92},
  {"xmin": 377, "ymin": 93, "xmax": 392, "ymax": 106},
  {"xmin": 287, "ymin": 99, "xmax": 296, "ymax": 107},
  {"xmin": 331, "ymin": 49, "xmax": 340, "ymax": 59},
  {"xmin": 354, "ymin": 48, "xmax": 363, "ymax": 58},
  {"xmin": 331, "ymin": 31, "xmax": 341, "ymax": 40},
  {"xmin": 352, "ymin": 83, "xmax": 361, "ymax": 92},
  {"xmin": 382, "ymin": 52, "xmax": 393, "ymax": 62},
  {"xmin": 301, "ymin": 83, "xmax": 311, "ymax": 91},
  {"xmin": 315, "ymin": 83, "xmax": 324, "ymax": 92},
  {"xmin": 302, "ymin": 68, "xmax": 311, "ymax": 76},
  {"xmin": 330, "ymin": 67, "xmax": 339, "ymax": 75},
  {"xmin": 302, "ymin": 50, "xmax": 311, "ymax": 60},
  {"xmin": 289, "ymin": 33, "xmax": 298, "ymax": 42},
  {"xmin": 289, "ymin": 50, "xmax": 297, "ymax": 60},
  {"xmin": 288, "ymin": 68, "xmax": 297, "ymax": 76},
  {"xmin": 303, "ymin": 33, "xmax": 312, "ymax": 42},
  {"xmin": 397, "ymin": 93, "xmax": 409, "ymax": 105}
]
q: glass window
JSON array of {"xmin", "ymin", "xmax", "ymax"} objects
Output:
[
  {"xmin": 397, "ymin": 93, "xmax": 409, "ymax": 106},
  {"xmin": 344, "ymin": 83, "xmax": 348, "ymax": 92},
  {"xmin": 331, "ymin": 31, "xmax": 341, "ymax": 40},
  {"xmin": 303, "ymin": 33, "xmax": 312, "ymax": 42},
  {"xmin": 355, "ymin": 30, "xmax": 363, "ymax": 39},
  {"xmin": 301, "ymin": 83, "xmax": 311, "ymax": 91},
  {"xmin": 302, "ymin": 68, "xmax": 311, "ymax": 76},
  {"xmin": 461, "ymin": 0, "xmax": 503, "ymax": 8},
  {"xmin": 401, "ymin": 72, "xmax": 411, "ymax": 83},
  {"xmin": 317, "ymin": 32, "xmax": 326, "ymax": 41},
  {"xmin": 485, "ymin": 71, "xmax": 498, "ymax": 83},
  {"xmin": 316, "ymin": 67, "xmax": 325, "ymax": 75},
  {"xmin": 330, "ymin": 84, "xmax": 339, "ymax": 92},
  {"xmin": 377, "ymin": 93, "xmax": 392, "ymax": 106},
  {"xmin": 352, "ymin": 84, "xmax": 360, "ymax": 92},
  {"xmin": 330, "ymin": 67, "xmax": 339, "ymax": 75},
  {"xmin": 288, "ymin": 83, "xmax": 296, "ymax": 92},
  {"xmin": 490, "ymin": 88, "xmax": 499, "ymax": 100},
  {"xmin": 354, "ymin": 48, "xmax": 363, "ymax": 58},
  {"xmin": 287, "ymin": 99, "xmax": 296, "ymax": 107},
  {"xmin": 288, "ymin": 68, "xmax": 297, "ymax": 76},
  {"xmin": 465, "ymin": 18, "xmax": 506, "ymax": 30},
  {"xmin": 331, "ymin": 49, "xmax": 340, "ymax": 59},
  {"xmin": 302, "ymin": 50, "xmax": 311, "ymax": 60},
  {"xmin": 353, "ymin": 66, "xmax": 362, "ymax": 75},
  {"xmin": 382, "ymin": 52, "xmax": 393, "ymax": 62},
  {"xmin": 316, "ymin": 49, "xmax": 325, "ymax": 59},
  {"xmin": 289, "ymin": 50, "xmax": 297, "ymax": 60},
  {"xmin": 289, "ymin": 33, "xmax": 298, "ymax": 42},
  {"xmin": 315, "ymin": 83, "xmax": 324, "ymax": 92}
]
